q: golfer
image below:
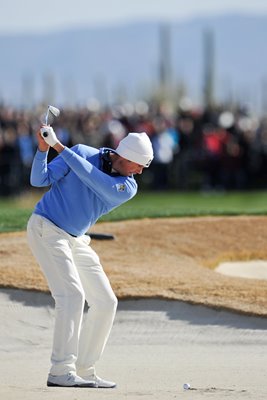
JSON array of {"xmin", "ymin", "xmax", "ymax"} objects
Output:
[{"xmin": 27, "ymin": 125, "xmax": 153, "ymax": 388}]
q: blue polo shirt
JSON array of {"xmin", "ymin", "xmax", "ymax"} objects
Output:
[{"xmin": 30, "ymin": 144, "xmax": 137, "ymax": 236}]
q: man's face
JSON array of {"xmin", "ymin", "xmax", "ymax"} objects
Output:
[{"xmin": 112, "ymin": 156, "xmax": 144, "ymax": 176}]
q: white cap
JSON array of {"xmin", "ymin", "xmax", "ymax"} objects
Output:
[{"xmin": 115, "ymin": 132, "xmax": 153, "ymax": 167}]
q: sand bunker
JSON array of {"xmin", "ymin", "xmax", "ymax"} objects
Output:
[{"xmin": 216, "ymin": 260, "xmax": 267, "ymax": 280}]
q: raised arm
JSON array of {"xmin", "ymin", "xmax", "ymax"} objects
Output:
[{"xmin": 30, "ymin": 128, "xmax": 70, "ymax": 187}]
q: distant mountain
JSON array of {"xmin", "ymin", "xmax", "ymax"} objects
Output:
[{"xmin": 0, "ymin": 14, "xmax": 266, "ymax": 112}]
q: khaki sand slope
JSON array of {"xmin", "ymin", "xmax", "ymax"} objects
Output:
[{"xmin": 1, "ymin": 216, "xmax": 267, "ymax": 316}]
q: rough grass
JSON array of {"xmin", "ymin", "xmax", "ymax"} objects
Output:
[
  {"xmin": 1, "ymin": 216, "xmax": 267, "ymax": 316},
  {"xmin": 2, "ymin": 190, "xmax": 267, "ymax": 233}
]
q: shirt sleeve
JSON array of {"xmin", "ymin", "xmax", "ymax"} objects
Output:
[
  {"xmin": 60, "ymin": 146, "xmax": 137, "ymax": 206},
  {"xmin": 30, "ymin": 149, "xmax": 70, "ymax": 187}
]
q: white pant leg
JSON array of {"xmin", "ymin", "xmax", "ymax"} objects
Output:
[
  {"xmin": 72, "ymin": 236, "xmax": 118, "ymax": 376},
  {"xmin": 27, "ymin": 214, "xmax": 85, "ymax": 376}
]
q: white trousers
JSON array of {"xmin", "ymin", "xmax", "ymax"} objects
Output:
[{"xmin": 27, "ymin": 214, "xmax": 118, "ymax": 376}]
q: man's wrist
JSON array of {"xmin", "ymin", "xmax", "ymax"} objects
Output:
[
  {"xmin": 53, "ymin": 142, "xmax": 65, "ymax": 153},
  {"xmin": 38, "ymin": 145, "xmax": 49, "ymax": 152}
]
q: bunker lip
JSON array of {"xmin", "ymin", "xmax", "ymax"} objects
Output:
[{"xmin": 216, "ymin": 260, "xmax": 267, "ymax": 280}]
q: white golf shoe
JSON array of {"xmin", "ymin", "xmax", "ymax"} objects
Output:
[
  {"xmin": 81, "ymin": 374, "xmax": 116, "ymax": 388},
  {"xmin": 47, "ymin": 372, "xmax": 97, "ymax": 387}
]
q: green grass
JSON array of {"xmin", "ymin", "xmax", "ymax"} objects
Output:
[
  {"xmin": 100, "ymin": 191, "xmax": 267, "ymax": 221},
  {"xmin": 1, "ymin": 190, "xmax": 267, "ymax": 233},
  {"xmin": 0, "ymin": 208, "xmax": 32, "ymax": 232}
]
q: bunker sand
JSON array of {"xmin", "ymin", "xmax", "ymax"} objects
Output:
[{"xmin": 1, "ymin": 291, "xmax": 267, "ymax": 400}]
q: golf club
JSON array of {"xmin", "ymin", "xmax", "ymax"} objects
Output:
[
  {"xmin": 45, "ymin": 105, "xmax": 60, "ymax": 125},
  {"xmin": 42, "ymin": 105, "xmax": 60, "ymax": 137}
]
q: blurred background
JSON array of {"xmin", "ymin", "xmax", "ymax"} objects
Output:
[{"xmin": 1, "ymin": 0, "xmax": 267, "ymax": 196}]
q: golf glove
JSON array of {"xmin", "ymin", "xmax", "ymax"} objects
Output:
[{"xmin": 40, "ymin": 126, "xmax": 59, "ymax": 147}]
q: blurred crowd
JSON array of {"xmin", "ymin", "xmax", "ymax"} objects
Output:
[{"xmin": 1, "ymin": 100, "xmax": 267, "ymax": 196}]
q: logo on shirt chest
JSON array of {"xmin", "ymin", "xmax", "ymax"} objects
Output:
[{"xmin": 116, "ymin": 183, "xmax": 126, "ymax": 192}]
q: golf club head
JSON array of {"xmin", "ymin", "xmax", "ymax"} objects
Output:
[{"xmin": 45, "ymin": 105, "xmax": 60, "ymax": 125}]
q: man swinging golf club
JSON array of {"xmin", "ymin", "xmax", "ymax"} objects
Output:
[{"xmin": 27, "ymin": 120, "xmax": 153, "ymax": 388}]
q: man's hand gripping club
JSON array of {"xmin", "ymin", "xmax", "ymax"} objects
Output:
[
  {"xmin": 40, "ymin": 125, "xmax": 59, "ymax": 147},
  {"xmin": 39, "ymin": 125, "xmax": 65, "ymax": 153}
]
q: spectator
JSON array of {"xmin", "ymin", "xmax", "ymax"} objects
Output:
[{"xmin": 0, "ymin": 101, "xmax": 265, "ymax": 195}]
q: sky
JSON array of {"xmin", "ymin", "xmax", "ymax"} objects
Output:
[{"xmin": 1, "ymin": 0, "xmax": 267, "ymax": 34}]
